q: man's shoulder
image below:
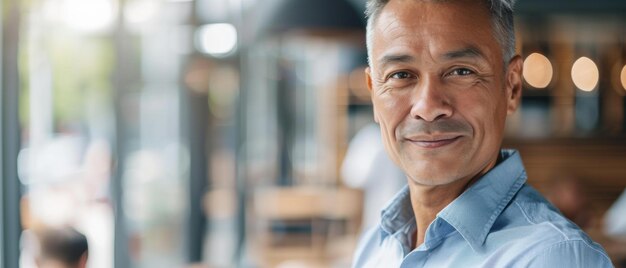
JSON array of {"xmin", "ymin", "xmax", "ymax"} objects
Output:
[
  {"xmin": 501, "ymin": 184, "xmax": 592, "ymax": 240},
  {"xmin": 492, "ymin": 184, "xmax": 612, "ymax": 266},
  {"xmin": 508, "ymin": 184, "xmax": 588, "ymax": 238}
]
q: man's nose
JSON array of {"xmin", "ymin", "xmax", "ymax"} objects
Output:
[{"xmin": 409, "ymin": 77, "xmax": 453, "ymax": 122}]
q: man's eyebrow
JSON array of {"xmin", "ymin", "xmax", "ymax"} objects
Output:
[
  {"xmin": 377, "ymin": 54, "xmax": 415, "ymax": 69},
  {"xmin": 441, "ymin": 46, "xmax": 486, "ymax": 60},
  {"xmin": 375, "ymin": 47, "xmax": 486, "ymax": 70}
]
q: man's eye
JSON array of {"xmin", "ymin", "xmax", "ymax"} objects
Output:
[
  {"xmin": 448, "ymin": 68, "xmax": 474, "ymax": 76},
  {"xmin": 389, "ymin": 71, "xmax": 413, "ymax": 79}
]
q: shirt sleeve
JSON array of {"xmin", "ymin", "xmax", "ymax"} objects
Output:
[{"xmin": 527, "ymin": 240, "xmax": 614, "ymax": 268}]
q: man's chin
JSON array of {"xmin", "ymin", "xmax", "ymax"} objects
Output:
[{"xmin": 406, "ymin": 170, "xmax": 464, "ymax": 187}]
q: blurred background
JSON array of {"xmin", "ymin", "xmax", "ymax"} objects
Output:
[{"xmin": 0, "ymin": 0, "xmax": 625, "ymax": 267}]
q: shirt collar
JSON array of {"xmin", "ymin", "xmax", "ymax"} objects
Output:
[
  {"xmin": 379, "ymin": 184, "xmax": 414, "ymax": 240},
  {"xmin": 438, "ymin": 149, "xmax": 527, "ymax": 251},
  {"xmin": 378, "ymin": 149, "xmax": 527, "ymax": 251}
]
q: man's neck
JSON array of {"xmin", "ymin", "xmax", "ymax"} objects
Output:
[{"xmin": 408, "ymin": 153, "xmax": 502, "ymax": 248}]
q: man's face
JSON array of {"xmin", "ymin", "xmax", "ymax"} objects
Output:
[
  {"xmin": 366, "ymin": 0, "xmax": 522, "ymax": 186},
  {"xmin": 36, "ymin": 259, "xmax": 76, "ymax": 268}
]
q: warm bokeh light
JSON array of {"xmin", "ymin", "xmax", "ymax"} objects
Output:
[
  {"xmin": 195, "ymin": 23, "xmax": 238, "ymax": 57},
  {"xmin": 523, "ymin": 53, "xmax": 553, "ymax": 88},
  {"xmin": 621, "ymin": 65, "xmax": 626, "ymax": 91},
  {"xmin": 571, "ymin": 57, "xmax": 599, "ymax": 92}
]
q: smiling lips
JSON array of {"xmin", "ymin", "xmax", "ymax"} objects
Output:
[{"xmin": 405, "ymin": 134, "xmax": 463, "ymax": 149}]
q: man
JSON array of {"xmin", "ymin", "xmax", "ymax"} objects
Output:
[{"xmin": 352, "ymin": 0, "xmax": 613, "ymax": 267}]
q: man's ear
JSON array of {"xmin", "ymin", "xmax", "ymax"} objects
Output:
[
  {"xmin": 505, "ymin": 55, "xmax": 523, "ymax": 115},
  {"xmin": 78, "ymin": 252, "xmax": 88, "ymax": 268},
  {"xmin": 365, "ymin": 67, "xmax": 379, "ymax": 123},
  {"xmin": 365, "ymin": 66, "xmax": 373, "ymax": 92}
]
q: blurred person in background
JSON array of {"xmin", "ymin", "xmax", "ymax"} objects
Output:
[
  {"xmin": 606, "ymin": 190, "xmax": 626, "ymax": 238},
  {"xmin": 35, "ymin": 227, "xmax": 89, "ymax": 268},
  {"xmin": 351, "ymin": 0, "xmax": 612, "ymax": 267},
  {"xmin": 544, "ymin": 177, "xmax": 592, "ymax": 229},
  {"xmin": 341, "ymin": 123, "xmax": 406, "ymax": 230},
  {"xmin": 18, "ymin": 137, "xmax": 113, "ymax": 268}
]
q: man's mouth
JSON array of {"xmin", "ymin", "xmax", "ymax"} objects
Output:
[{"xmin": 405, "ymin": 135, "xmax": 463, "ymax": 149}]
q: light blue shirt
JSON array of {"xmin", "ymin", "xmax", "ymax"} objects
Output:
[{"xmin": 352, "ymin": 150, "xmax": 613, "ymax": 267}]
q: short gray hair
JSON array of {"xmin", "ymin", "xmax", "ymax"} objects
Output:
[{"xmin": 365, "ymin": 0, "xmax": 517, "ymax": 66}]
